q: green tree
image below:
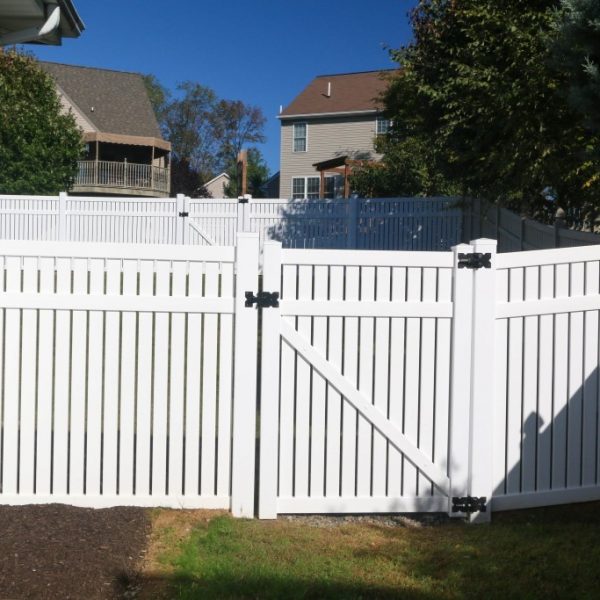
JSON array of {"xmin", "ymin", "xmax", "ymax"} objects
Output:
[
  {"xmin": 142, "ymin": 73, "xmax": 171, "ymax": 125},
  {"xmin": 0, "ymin": 50, "xmax": 82, "ymax": 194},
  {"xmin": 224, "ymin": 147, "xmax": 270, "ymax": 198},
  {"xmin": 211, "ymin": 100, "xmax": 266, "ymax": 170},
  {"xmin": 350, "ymin": 133, "xmax": 457, "ymax": 198},
  {"xmin": 554, "ymin": 0, "xmax": 600, "ymax": 133},
  {"xmin": 378, "ymin": 0, "xmax": 600, "ymax": 212}
]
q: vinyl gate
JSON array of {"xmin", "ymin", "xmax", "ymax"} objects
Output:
[{"xmin": 1, "ymin": 235, "xmax": 599, "ymax": 520}]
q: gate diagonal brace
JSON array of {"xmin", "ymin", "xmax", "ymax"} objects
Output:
[
  {"xmin": 245, "ymin": 291, "xmax": 279, "ymax": 308},
  {"xmin": 458, "ymin": 252, "xmax": 491, "ymax": 269}
]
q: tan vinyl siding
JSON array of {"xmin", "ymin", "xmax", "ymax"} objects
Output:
[
  {"xmin": 279, "ymin": 115, "xmax": 381, "ymax": 198},
  {"xmin": 56, "ymin": 86, "xmax": 96, "ymax": 133}
]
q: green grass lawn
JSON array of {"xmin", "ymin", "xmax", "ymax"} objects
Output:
[{"xmin": 143, "ymin": 502, "xmax": 600, "ymax": 599}]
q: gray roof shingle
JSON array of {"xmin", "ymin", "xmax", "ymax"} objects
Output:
[{"xmin": 40, "ymin": 61, "xmax": 162, "ymax": 138}]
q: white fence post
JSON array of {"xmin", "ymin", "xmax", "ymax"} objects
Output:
[
  {"xmin": 175, "ymin": 194, "xmax": 187, "ymax": 244},
  {"xmin": 448, "ymin": 243, "xmax": 475, "ymax": 517},
  {"xmin": 58, "ymin": 192, "xmax": 67, "ymax": 241},
  {"xmin": 258, "ymin": 240, "xmax": 282, "ymax": 518},
  {"xmin": 231, "ymin": 233, "xmax": 260, "ymax": 517},
  {"xmin": 237, "ymin": 195, "xmax": 252, "ymax": 234},
  {"xmin": 468, "ymin": 238, "xmax": 497, "ymax": 522},
  {"xmin": 347, "ymin": 195, "xmax": 359, "ymax": 249}
]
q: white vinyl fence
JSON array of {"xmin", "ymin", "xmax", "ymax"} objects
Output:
[
  {"xmin": 0, "ymin": 234, "xmax": 599, "ymax": 520},
  {"xmin": 465, "ymin": 198, "xmax": 600, "ymax": 252},
  {"xmin": 0, "ymin": 193, "xmax": 462, "ymax": 251}
]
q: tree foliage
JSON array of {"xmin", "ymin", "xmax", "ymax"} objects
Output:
[
  {"xmin": 0, "ymin": 50, "xmax": 82, "ymax": 194},
  {"xmin": 553, "ymin": 0, "xmax": 600, "ymax": 133},
  {"xmin": 360, "ymin": 0, "xmax": 600, "ymax": 212},
  {"xmin": 143, "ymin": 76, "xmax": 268, "ymax": 197},
  {"xmin": 224, "ymin": 147, "xmax": 270, "ymax": 198}
]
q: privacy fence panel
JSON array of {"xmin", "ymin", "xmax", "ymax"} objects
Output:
[
  {"xmin": 357, "ymin": 197, "xmax": 462, "ymax": 251},
  {"xmin": 0, "ymin": 195, "xmax": 59, "ymax": 241},
  {"xmin": 0, "ymin": 240, "xmax": 256, "ymax": 510},
  {"xmin": 0, "ymin": 194, "xmax": 462, "ymax": 251},
  {"xmin": 492, "ymin": 246, "xmax": 600, "ymax": 511}
]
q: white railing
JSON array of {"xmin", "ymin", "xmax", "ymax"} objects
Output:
[
  {"xmin": 75, "ymin": 160, "xmax": 170, "ymax": 194},
  {"xmin": 0, "ymin": 193, "xmax": 463, "ymax": 250}
]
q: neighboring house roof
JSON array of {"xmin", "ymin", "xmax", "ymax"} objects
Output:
[
  {"xmin": 204, "ymin": 172, "xmax": 230, "ymax": 197},
  {"xmin": 204, "ymin": 172, "xmax": 231, "ymax": 187},
  {"xmin": 40, "ymin": 62, "xmax": 163, "ymax": 140},
  {"xmin": 0, "ymin": 0, "xmax": 84, "ymax": 46},
  {"xmin": 279, "ymin": 70, "xmax": 395, "ymax": 119}
]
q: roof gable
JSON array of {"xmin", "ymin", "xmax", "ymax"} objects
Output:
[
  {"xmin": 280, "ymin": 70, "xmax": 395, "ymax": 118},
  {"xmin": 40, "ymin": 61, "xmax": 162, "ymax": 138}
]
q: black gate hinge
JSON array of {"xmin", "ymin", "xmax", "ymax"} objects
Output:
[
  {"xmin": 245, "ymin": 291, "xmax": 279, "ymax": 308},
  {"xmin": 238, "ymin": 197, "xmax": 249, "ymax": 204},
  {"xmin": 458, "ymin": 252, "xmax": 491, "ymax": 269},
  {"xmin": 178, "ymin": 211, "xmax": 189, "ymax": 217},
  {"xmin": 452, "ymin": 496, "xmax": 487, "ymax": 513}
]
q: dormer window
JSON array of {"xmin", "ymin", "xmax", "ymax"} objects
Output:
[
  {"xmin": 293, "ymin": 123, "xmax": 307, "ymax": 152},
  {"xmin": 376, "ymin": 117, "xmax": 392, "ymax": 135}
]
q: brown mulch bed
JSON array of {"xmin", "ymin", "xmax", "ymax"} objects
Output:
[{"xmin": 0, "ymin": 504, "xmax": 150, "ymax": 600}]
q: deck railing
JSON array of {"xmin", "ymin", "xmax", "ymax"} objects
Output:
[{"xmin": 75, "ymin": 160, "xmax": 170, "ymax": 194}]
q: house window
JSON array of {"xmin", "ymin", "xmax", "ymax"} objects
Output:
[
  {"xmin": 376, "ymin": 117, "xmax": 392, "ymax": 135},
  {"xmin": 292, "ymin": 176, "xmax": 320, "ymax": 199},
  {"xmin": 324, "ymin": 176, "xmax": 335, "ymax": 199},
  {"xmin": 293, "ymin": 123, "xmax": 307, "ymax": 152}
]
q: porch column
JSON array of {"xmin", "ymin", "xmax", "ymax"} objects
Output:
[{"xmin": 319, "ymin": 169, "xmax": 325, "ymax": 199}]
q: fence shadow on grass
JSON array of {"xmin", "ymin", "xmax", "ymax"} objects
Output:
[{"xmin": 118, "ymin": 570, "xmax": 442, "ymax": 600}]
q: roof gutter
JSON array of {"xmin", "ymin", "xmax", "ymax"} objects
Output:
[
  {"xmin": 0, "ymin": 2, "xmax": 61, "ymax": 46},
  {"xmin": 277, "ymin": 109, "xmax": 379, "ymax": 120}
]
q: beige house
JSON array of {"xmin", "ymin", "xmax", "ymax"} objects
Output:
[
  {"xmin": 204, "ymin": 172, "xmax": 230, "ymax": 198},
  {"xmin": 278, "ymin": 70, "xmax": 393, "ymax": 199},
  {"xmin": 41, "ymin": 62, "xmax": 171, "ymax": 197}
]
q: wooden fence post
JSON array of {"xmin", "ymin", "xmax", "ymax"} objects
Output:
[
  {"xmin": 58, "ymin": 192, "xmax": 67, "ymax": 241},
  {"xmin": 468, "ymin": 238, "xmax": 497, "ymax": 523},
  {"xmin": 448, "ymin": 243, "xmax": 475, "ymax": 517},
  {"xmin": 258, "ymin": 240, "xmax": 282, "ymax": 518},
  {"xmin": 347, "ymin": 195, "xmax": 359, "ymax": 249},
  {"xmin": 231, "ymin": 233, "xmax": 260, "ymax": 517}
]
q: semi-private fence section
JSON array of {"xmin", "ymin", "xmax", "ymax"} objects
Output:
[
  {"xmin": 0, "ymin": 239, "xmax": 261, "ymax": 512},
  {"xmin": 466, "ymin": 198, "xmax": 600, "ymax": 252},
  {"xmin": 1, "ymin": 234, "xmax": 600, "ymax": 519},
  {"xmin": 0, "ymin": 194, "xmax": 463, "ymax": 251}
]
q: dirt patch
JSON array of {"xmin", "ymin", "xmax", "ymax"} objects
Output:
[{"xmin": 0, "ymin": 504, "xmax": 150, "ymax": 600}]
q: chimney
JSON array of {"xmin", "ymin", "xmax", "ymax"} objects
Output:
[{"xmin": 326, "ymin": 81, "xmax": 331, "ymax": 97}]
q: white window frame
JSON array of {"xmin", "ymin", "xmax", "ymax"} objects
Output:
[
  {"xmin": 293, "ymin": 122, "xmax": 308, "ymax": 152},
  {"xmin": 376, "ymin": 116, "xmax": 392, "ymax": 135},
  {"xmin": 291, "ymin": 176, "xmax": 321, "ymax": 199}
]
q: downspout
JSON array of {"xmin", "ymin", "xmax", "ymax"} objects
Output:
[{"xmin": 0, "ymin": 3, "xmax": 61, "ymax": 46}]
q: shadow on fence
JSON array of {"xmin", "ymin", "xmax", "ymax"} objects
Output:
[{"xmin": 267, "ymin": 197, "xmax": 463, "ymax": 251}]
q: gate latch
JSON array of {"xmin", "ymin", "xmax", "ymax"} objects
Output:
[
  {"xmin": 178, "ymin": 211, "xmax": 189, "ymax": 217},
  {"xmin": 458, "ymin": 252, "xmax": 491, "ymax": 269},
  {"xmin": 452, "ymin": 496, "xmax": 487, "ymax": 513},
  {"xmin": 245, "ymin": 291, "xmax": 279, "ymax": 308}
]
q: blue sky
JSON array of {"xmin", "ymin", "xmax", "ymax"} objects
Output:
[{"xmin": 30, "ymin": 1, "xmax": 417, "ymax": 174}]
